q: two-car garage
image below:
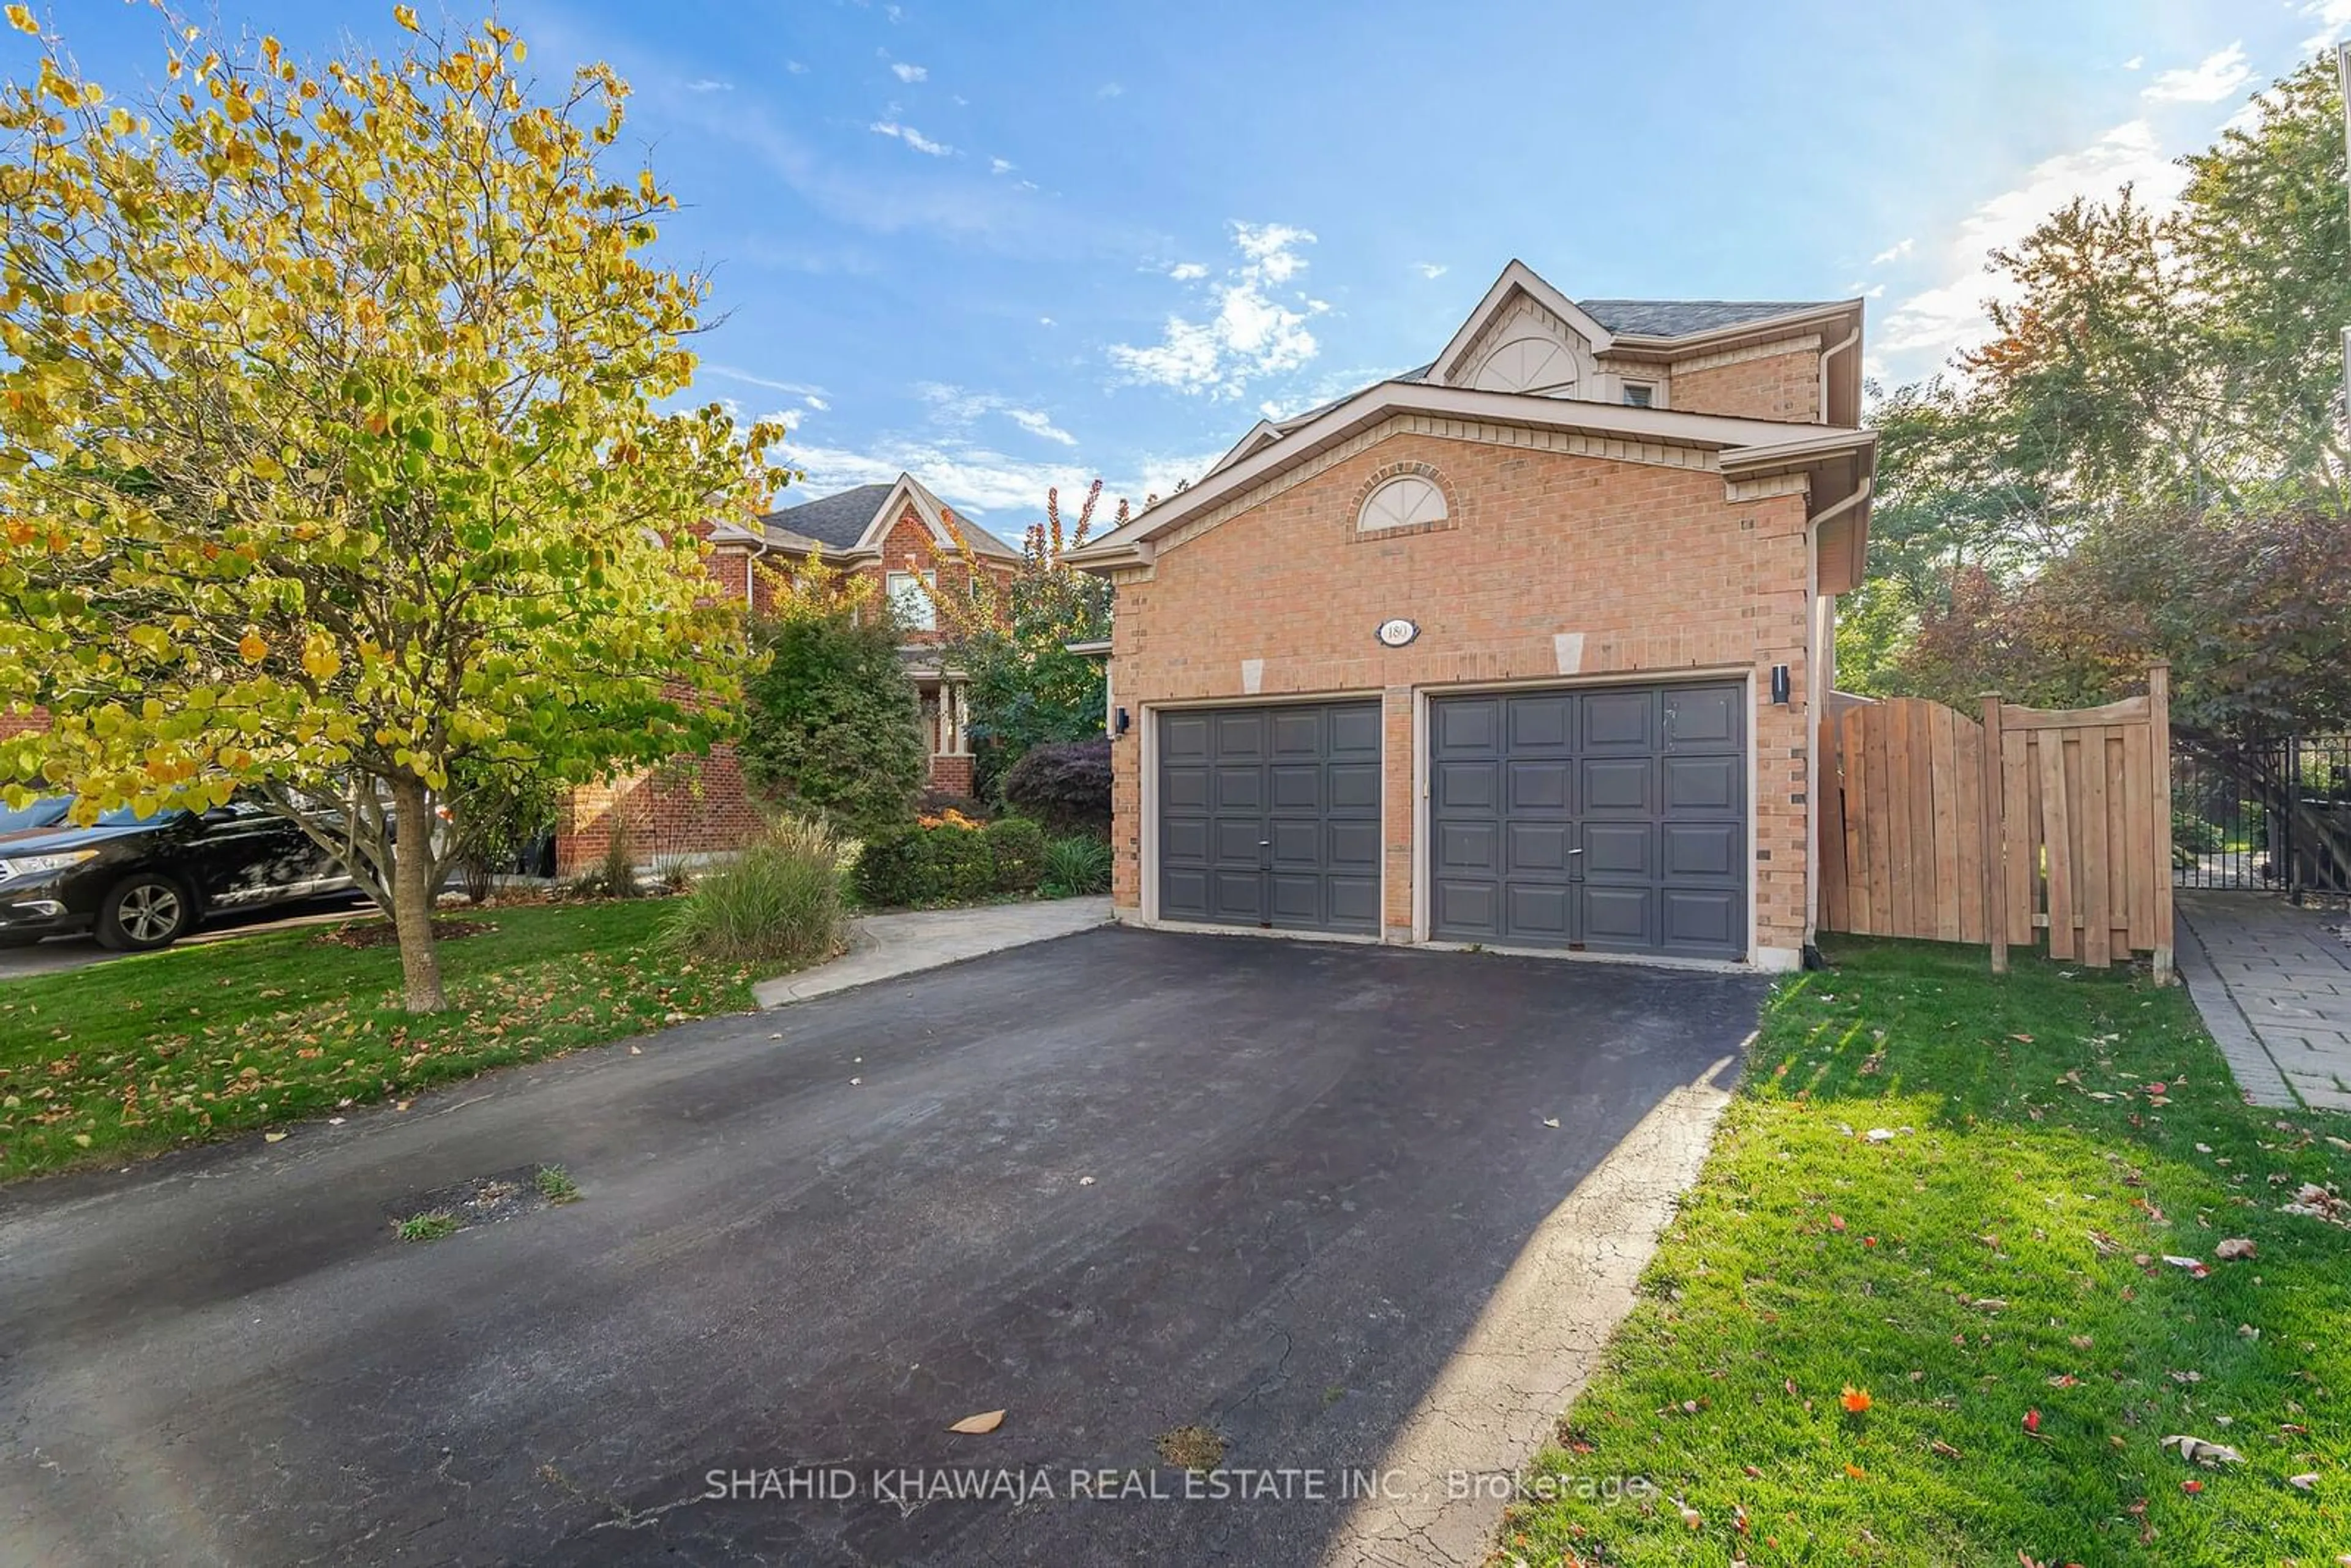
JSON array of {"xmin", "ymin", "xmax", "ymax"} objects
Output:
[{"xmin": 1155, "ymin": 681, "xmax": 1749, "ymax": 962}]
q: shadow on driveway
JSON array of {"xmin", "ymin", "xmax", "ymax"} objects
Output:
[{"xmin": 0, "ymin": 927, "xmax": 1763, "ymax": 1566}]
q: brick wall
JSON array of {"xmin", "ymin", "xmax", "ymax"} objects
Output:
[
  {"xmin": 0, "ymin": 706, "xmax": 47, "ymax": 740},
  {"xmin": 1103, "ymin": 428, "xmax": 1817, "ymax": 966},
  {"xmin": 1666, "ymin": 339, "xmax": 1821, "ymax": 423},
  {"xmin": 555, "ymin": 745, "xmax": 771, "ymax": 875}
]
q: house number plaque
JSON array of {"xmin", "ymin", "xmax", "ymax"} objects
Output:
[{"xmin": 1374, "ymin": 618, "xmax": 1419, "ymax": 648}]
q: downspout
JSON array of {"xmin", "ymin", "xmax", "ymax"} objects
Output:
[
  {"xmin": 1818, "ymin": 322, "xmax": 1860, "ymax": 426},
  {"xmin": 1802, "ymin": 475, "xmax": 1872, "ymax": 951}
]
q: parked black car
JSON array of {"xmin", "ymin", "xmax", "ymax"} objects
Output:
[{"xmin": 0, "ymin": 797, "xmax": 360, "ymax": 951}]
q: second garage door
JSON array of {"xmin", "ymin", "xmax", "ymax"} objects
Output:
[
  {"xmin": 1158, "ymin": 701, "xmax": 1381, "ymax": 934},
  {"xmin": 1428, "ymin": 682, "xmax": 1747, "ymax": 959}
]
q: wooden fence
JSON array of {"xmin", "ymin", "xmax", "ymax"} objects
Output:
[{"xmin": 1817, "ymin": 667, "xmax": 2173, "ymax": 981}]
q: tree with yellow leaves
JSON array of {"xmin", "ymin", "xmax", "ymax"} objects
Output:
[{"xmin": 0, "ymin": 7, "xmax": 785, "ymax": 1010}]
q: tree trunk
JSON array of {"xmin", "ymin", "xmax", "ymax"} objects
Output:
[{"xmin": 388, "ymin": 775, "xmax": 448, "ymax": 1013}]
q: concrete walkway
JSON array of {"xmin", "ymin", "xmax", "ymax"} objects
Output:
[
  {"xmin": 751, "ymin": 895, "xmax": 1111, "ymax": 1007},
  {"xmin": 2177, "ymin": 891, "xmax": 2351, "ymax": 1111}
]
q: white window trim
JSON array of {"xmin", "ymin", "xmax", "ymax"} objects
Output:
[{"xmin": 888, "ymin": 569, "xmax": 938, "ymax": 630}]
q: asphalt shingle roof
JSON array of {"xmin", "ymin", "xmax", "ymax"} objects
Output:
[
  {"xmin": 1577, "ymin": 299, "xmax": 1842, "ymax": 337},
  {"xmin": 762, "ymin": 482, "xmax": 894, "ymax": 550}
]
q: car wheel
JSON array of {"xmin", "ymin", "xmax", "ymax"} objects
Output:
[{"xmin": 96, "ymin": 874, "xmax": 193, "ymax": 951}]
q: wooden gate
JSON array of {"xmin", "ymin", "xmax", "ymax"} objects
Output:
[{"xmin": 1817, "ymin": 667, "xmax": 2173, "ymax": 980}]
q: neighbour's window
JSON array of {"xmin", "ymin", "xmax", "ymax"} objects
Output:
[
  {"xmin": 888, "ymin": 569, "xmax": 937, "ymax": 631},
  {"xmin": 1622, "ymin": 382, "xmax": 1655, "ymax": 408},
  {"xmin": 1357, "ymin": 473, "xmax": 1448, "ymax": 533}
]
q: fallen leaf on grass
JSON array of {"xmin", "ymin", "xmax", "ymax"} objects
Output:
[
  {"xmin": 2162, "ymin": 1255, "xmax": 2210, "ymax": 1278},
  {"xmin": 2214, "ymin": 1237, "xmax": 2257, "ymax": 1261},
  {"xmin": 2023, "ymin": 1409, "xmax": 2042, "ymax": 1435},
  {"xmin": 1840, "ymin": 1386, "xmax": 1872, "ymax": 1413},
  {"xmin": 2159, "ymin": 1434, "xmax": 2244, "ymax": 1467},
  {"xmin": 2288, "ymin": 1472, "xmax": 2319, "ymax": 1490},
  {"xmin": 1927, "ymin": 1439, "xmax": 1962, "ymax": 1459},
  {"xmin": 947, "ymin": 1409, "xmax": 1005, "ymax": 1435}
]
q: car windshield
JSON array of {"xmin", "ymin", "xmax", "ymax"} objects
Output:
[{"xmin": 0, "ymin": 796, "xmax": 70, "ymax": 833}]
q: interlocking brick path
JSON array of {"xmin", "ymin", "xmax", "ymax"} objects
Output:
[{"xmin": 2177, "ymin": 891, "xmax": 2351, "ymax": 1111}]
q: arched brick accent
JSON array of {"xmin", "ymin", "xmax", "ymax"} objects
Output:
[{"xmin": 1346, "ymin": 459, "xmax": 1463, "ymax": 544}]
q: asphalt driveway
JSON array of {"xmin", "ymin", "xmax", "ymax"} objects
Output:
[{"xmin": 0, "ymin": 927, "xmax": 1762, "ymax": 1567}]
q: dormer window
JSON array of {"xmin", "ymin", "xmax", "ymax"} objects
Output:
[{"xmin": 1358, "ymin": 474, "xmax": 1448, "ymax": 533}]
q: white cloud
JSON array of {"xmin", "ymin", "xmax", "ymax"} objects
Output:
[
  {"xmin": 1414, "ymin": 262, "xmax": 1447, "ymax": 279},
  {"xmin": 1097, "ymin": 82, "xmax": 1123, "ymax": 98},
  {"xmin": 684, "ymin": 78, "xmax": 733, "ymax": 94},
  {"xmin": 2302, "ymin": 0, "xmax": 2351, "ymax": 54},
  {"xmin": 1109, "ymin": 222, "xmax": 1323, "ymax": 397},
  {"xmin": 802, "ymin": 393, "xmax": 831, "ymax": 413},
  {"xmin": 1869, "ymin": 237, "xmax": 1914, "ymax": 266},
  {"xmin": 1003, "ymin": 407, "xmax": 1078, "ymax": 446},
  {"xmin": 1878, "ymin": 118, "xmax": 2187, "ymax": 371},
  {"xmin": 786, "ymin": 60, "xmax": 809, "ymax": 75},
  {"xmin": 2121, "ymin": 54, "xmax": 2144, "ymax": 70},
  {"xmin": 2142, "ymin": 43, "xmax": 2251, "ymax": 105},
  {"xmin": 778, "ymin": 433, "xmax": 1213, "ymax": 522},
  {"xmin": 1038, "ymin": 316, "xmax": 1055, "ymax": 327},
  {"xmin": 1168, "ymin": 261, "xmax": 1209, "ymax": 280},
  {"xmin": 869, "ymin": 121, "xmax": 954, "ymax": 157},
  {"xmin": 700, "ymin": 364, "xmax": 831, "ymax": 401},
  {"xmin": 914, "ymin": 381, "xmax": 1079, "ymax": 448},
  {"xmin": 891, "ymin": 61, "xmax": 928, "ymax": 83},
  {"xmin": 989, "ymin": 156, "xmax": 1016, "ymax": 175}
]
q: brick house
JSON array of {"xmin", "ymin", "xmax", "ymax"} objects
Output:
[
  {"xmin": 556, "ymin": 473, "xmax": 1021, "ymax": 873},
  {"xmin": 1065, "ymin": 261, "xmax": 1874, "ymax": 970}
]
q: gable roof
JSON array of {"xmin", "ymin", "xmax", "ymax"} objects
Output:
[
  {"xmin": 1065, "ymin": 378, "xmax": 1873, "ymax": 571},
  {"xmin": 765, "ymin": 482, "xmax": 894, "ymax": 550},
  {"xmin": 1578, "ymin": 299, "xmax": 1848, "ymax": 339},
  {"xmin": 756, "ymin": 475, "xmax": 1021, "ymax": 560}
]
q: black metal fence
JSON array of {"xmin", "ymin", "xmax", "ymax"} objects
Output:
[{"xmin": 2172, "ymin": 734, "xmax": 2351, "ymax": 904}]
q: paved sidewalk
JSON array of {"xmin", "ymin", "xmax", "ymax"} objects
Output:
[
  {"xmin": 751, "ymin": 895, "xmax": 1111, "ymax": 1007},
  {"xmin": 2176, "ymin": 891, "xmax": 2351, "ymax": 1111}
]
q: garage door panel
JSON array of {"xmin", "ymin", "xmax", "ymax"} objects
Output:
[
  {"xmin": 1327, "ymin": 877, "xmax": 1380, "ymax": 930},
  {"xmin": 1329, "ymin": 705, "xmax": 1383, "ymax": 755},
  {"xmin": 1664, "ymin": 686, "xmax": 1740, "ymax": 748},
  {"xmin": 1268, "ymin": 819, "xmax": 1320, "ymax": 866},
  {"xmin": 1430, "ymin": 681, "xmax": 1745, "ymax": 959},
  {"xmin": 1162, "ymin": 820, "xmax": 1210, "ymax": 865},
  {"xmin": 1162, "ymin": 715, "xmax": 1212, "ymax": 762},
  {"xmin": 1439, "ymin": 821, "xmax": 1498, "ymax": 874},
  {"xmin": 1506, "ymin": 821, "xmax": 1574, "ymax": 876},
  {"xmin": 1215, "ymin": 714, "xmax": 1265, "ymax": 757},
  {"xmin": 1269, "ymin": 763, "xmax": 1322, "ymax": 811},
  {"xmin": 1507, "ymin": 759, "xmax": 1570, "ymax": 811},
  {"xmin": 1434, "ymin": 879, "xmax": 1498, "ymax": 936},
  {"xmin": 1582, "ymin": 885, "xmax": 1654, "ymax": 947},
  {"xmin": 1159, "ymin": 701, "xmax": 1381, "ymax": 934},
  {"xmin": 1163, "ymin": 767, "xmax": 1210, "ymax": 812},
  {"xmin": 1663, "ymin": 822, "xmax": 1739, "ymax": 880},
  {"xmin": 1436, "ymin": 698, "xmax": 1501, "ymax": 754},
  {"xmin": 1663, "ymin": 755, "xmax": 1738, "ymax": 812},
  {"xmin": 1507, "ymin": 694, "xmax": 1573, "ymax": 750},
  {"xmin": 1329, "ymin": 762, "xmax": 1381, "ymax": 812},
  {"xmin": 1212, "ymin": 819, "xmax": 1264, "ymax": 864},
  {"xmin": 1270, "ymin": 710, "xmax": 1322, "ymax": 757},
  {"xmin": 1434, "ymin": 761, "xmax": 1498, "ymax": 811},
  {"xmin": 1329, "ymin": 820, "xmax": 1381, "ymax": 871},
  {"xmin": 1583, "ymin": 691, "xmax": 1652, "ymax": 748},
  {"xmin": 1160, "ymin": 868, "xmax": 1209, "ymax": 920},
  {"xmin": 1583, "ymin": 821, "xmax": 1651, "ymax": 876},
  {"xmin": 1214, "ymin": 765, "xmax": 1263, "ymax": 812},
  {"xmin": 1583, "ymin": 757, "xmax": 1651, "ymax": 812}
]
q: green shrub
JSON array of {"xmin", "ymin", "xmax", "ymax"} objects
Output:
[
  {"xmin": 984, "ymin": 817, "xmax": 1047, "ymax": 891},
  {"xmin": 739, "ymin": 601, "xmax": 926, "ymax": 838},
  {"xmin": 660, "ymin": 817, "xmax": 846, "ymax": 967},
  {"xmin": 1040, "ymin": 835, "xmax": 1112, "ymax": 896},
  {"xmin": 850, "ymin": 816, "xmax": 1049, "ymax": 906}
]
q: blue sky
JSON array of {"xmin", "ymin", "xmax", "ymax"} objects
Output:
[{"xmin": 19, "ymin": 1, "xmax": 2351, "ymax": 530}]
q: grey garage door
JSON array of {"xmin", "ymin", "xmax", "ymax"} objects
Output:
[
  {"xmin": 1429, "ymin": 682, "xmax": 1746, "ymax": 959},
  {"xmin": 1158, "ymin": 702, "xmax": 1381, "ymax": 933}
]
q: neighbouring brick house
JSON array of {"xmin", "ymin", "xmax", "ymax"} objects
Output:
[
  {"xmin": 556, "ymin": 473, "xmax": 1022, "ymax": 874},
  {"xmin": 1065, "ymin": 260, "xmax": 1875, "ymax": 970}
]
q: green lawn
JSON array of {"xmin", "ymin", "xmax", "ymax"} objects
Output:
[
  {"xmin": 0, "ymin": 900, "xmax": 760, "ymax": 1182},
  {"xmin": 1504, "ymin": 939, "xmax": 2351, "ymax": 1568}
]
